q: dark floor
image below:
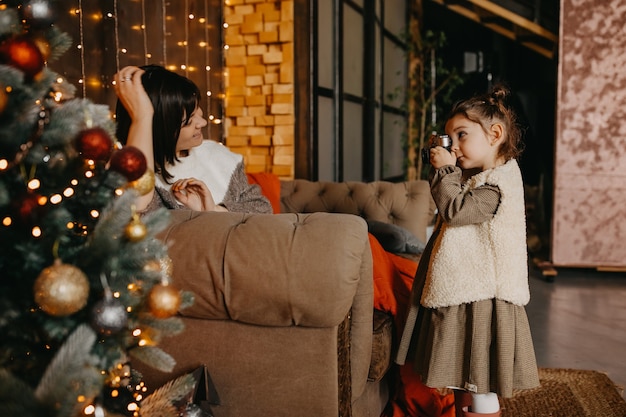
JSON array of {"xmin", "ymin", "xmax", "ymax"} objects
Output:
[{"xmin": 526, "ymin": 264, "xmax": 626, "ymax": 399}]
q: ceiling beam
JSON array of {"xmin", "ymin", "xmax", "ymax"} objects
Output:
[{"xmin": 433, "ymin": 0, "xmax": 558, "ymax": 59}]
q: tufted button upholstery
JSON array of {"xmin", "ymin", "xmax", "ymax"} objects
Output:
[{"xmin": 280, "ymin": 179, "xmax": 436, "ymax": 243}]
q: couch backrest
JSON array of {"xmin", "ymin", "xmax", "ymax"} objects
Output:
[
  {"xmin": 280, "ymin": 179, "xmax": 436, "ymax": 243},
  {"xmin": 162, "ymin": 209, "xmax": 372, "ymax": 327}
]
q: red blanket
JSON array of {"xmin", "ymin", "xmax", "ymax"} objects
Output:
[{"xmin": 369, "ymin": 234, "xmax": 455, "ymax": 417}]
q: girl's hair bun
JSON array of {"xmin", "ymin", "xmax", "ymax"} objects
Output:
[{"xmin": 490, "ymin": 84, "xmax": 510, "ymax": 102}]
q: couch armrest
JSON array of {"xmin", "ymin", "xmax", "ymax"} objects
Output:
[
  {"xmin": 159, "ymin": 210, "xmax": 372, "ymax": 328},
  {"xmin": 280, "ymin": 180, "xmax": 435, "ymax": 243}
]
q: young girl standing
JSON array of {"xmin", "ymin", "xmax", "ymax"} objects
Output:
[{"xmin": 396, "ymin": 85, "xmax": 540, "ymax": 416}]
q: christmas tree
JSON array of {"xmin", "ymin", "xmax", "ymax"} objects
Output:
[{"xmin": 0, "ymin": 2, "xmax": 200, "ymax": 416}]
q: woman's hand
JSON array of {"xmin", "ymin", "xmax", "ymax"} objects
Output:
[
  {"xmin": 171, "ymin": 178, "xmax": 228, "ymax": 212},
  {"xmin": 114, "ymin": 66, "xmax": 153, "ymax": 123}
]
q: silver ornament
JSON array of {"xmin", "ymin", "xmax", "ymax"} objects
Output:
[
  {"xmin": 22, "ymin": 0, "xmax": 56, "ymax": 28},
  {"xmin": 91, "ymin": 297, "xmax": 128, "ymax": 335}
]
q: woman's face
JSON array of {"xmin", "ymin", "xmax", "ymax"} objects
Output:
[{"xmin": 176, "ymin": 106, "xmax": 207, "ymax": 154}]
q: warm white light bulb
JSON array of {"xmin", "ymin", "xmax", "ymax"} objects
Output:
[
  {"xmin": 27, "ymin": 179, "xmax": 40, "ymax": 190},
  {"xmin": 50, "ymin": 194, "xmax": 62, "ymax": 204}
]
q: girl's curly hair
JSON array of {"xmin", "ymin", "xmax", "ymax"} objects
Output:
[{"xmin": 447, "ymin": 84, "xmax": 524, "ymax": 161}]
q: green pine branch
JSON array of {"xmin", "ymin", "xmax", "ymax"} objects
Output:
[
  {"xmin": 42, "ymin": 27, "xmax": 72, "ymax": 62},
  {"xmin": 35, "ymin": 324, "xmax": 103, "ymax": 417},
  {"xmin": 130, "ymin": 346, "xmax": 177, "ymax": 373}
]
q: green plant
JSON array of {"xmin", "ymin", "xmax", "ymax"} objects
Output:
[{"xmin": 406, "ymin": 20, "xmax": 464, "ymax": 180}]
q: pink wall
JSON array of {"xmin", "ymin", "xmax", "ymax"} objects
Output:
[{"xmin": 552, "ymin": 0, "xmax": 626, "ymax": 267}]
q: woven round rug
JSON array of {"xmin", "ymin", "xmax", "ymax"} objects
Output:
[{"xmin": 501, "ymin": 368, "xmax": 626, "ymax": 417}]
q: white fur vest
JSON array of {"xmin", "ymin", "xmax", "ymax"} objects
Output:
[{"xmin": 421, "ymin": 159, "xmax": 530, "ymax": 308}]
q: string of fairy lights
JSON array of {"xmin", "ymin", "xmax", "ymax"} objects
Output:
[
  {"xmin": 0, "ymin": 1, "xmax": 227, "ymax": 237},
  {"xmin": 70, "ymin": 0, "xmax": 221, "ymax": 137}
]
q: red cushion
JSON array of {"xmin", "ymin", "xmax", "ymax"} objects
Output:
[
  {"xmin": 247, "ymin": 172, "xmax": 281, "ymax": 214},
  {"xmin": 368, "ymin": 234, "xmax": 455, "ymax": 417}
]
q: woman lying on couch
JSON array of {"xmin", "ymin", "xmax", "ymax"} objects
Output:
[{"xmin": 113, "ymin": 64, "xmax": 271, "ymax": 215}]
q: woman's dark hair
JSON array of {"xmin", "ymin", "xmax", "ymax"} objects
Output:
[
  {"xmin": 447, "ymin": 84, "xmax": 523, "ymax": 161},
  {"xmin": 115, "ymin": 65, "xmax": 201, "ymax": 182}
]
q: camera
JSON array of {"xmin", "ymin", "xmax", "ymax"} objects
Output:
[{"xmin": 421, "ymin": 133, "xmax": 453, "ymax": 165}]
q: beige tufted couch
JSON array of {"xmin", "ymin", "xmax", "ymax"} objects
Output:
[{"xmin": 135, "ymin": 179, "xmax": 435, "ymax": 417}]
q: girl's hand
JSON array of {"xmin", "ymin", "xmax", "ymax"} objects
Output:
[
  {"xmin": 429, "ymin": 146, "xmax": 457, "ymax": 169},
  {"xmin": 171, "ymin": 178, "xmax": 228, "ymax": 212},
  {"xmin": 113, "ymin": 66, "xmax": 154, "ymax": 123}
]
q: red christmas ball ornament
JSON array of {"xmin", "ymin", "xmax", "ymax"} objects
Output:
[
  {"xmin": 109, "ymin": 146, "xmax": 147, "ymax": 181},
  {"xmin": 19, "ymin": 194, "xmax": 39, "ymax": 220},
  {"xmin": 75, "ymin": 127, "xmax": 114, "ymax": 161},
  {"xmin": 0, "ymin": 35, "xmax": 45, "ymax": 80},
  {"xmin": 14, "ymin": 193, "xmax": 45, "ymax": 224}
]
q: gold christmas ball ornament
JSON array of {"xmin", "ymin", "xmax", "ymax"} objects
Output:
[
  {"xmin": 124, "ymin": 214, "xmax": 147, "ymax": 242},
  {"xmin": 128, "ymin": 168, "xmax": 155, "ymax": 196},
  {"xmin": 34, "ymin": 260, "xmax": 90, "ymax": 316},
  {"xmin": 147, "ymin": 283, "xmax": 181, "ymax": 318}
]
